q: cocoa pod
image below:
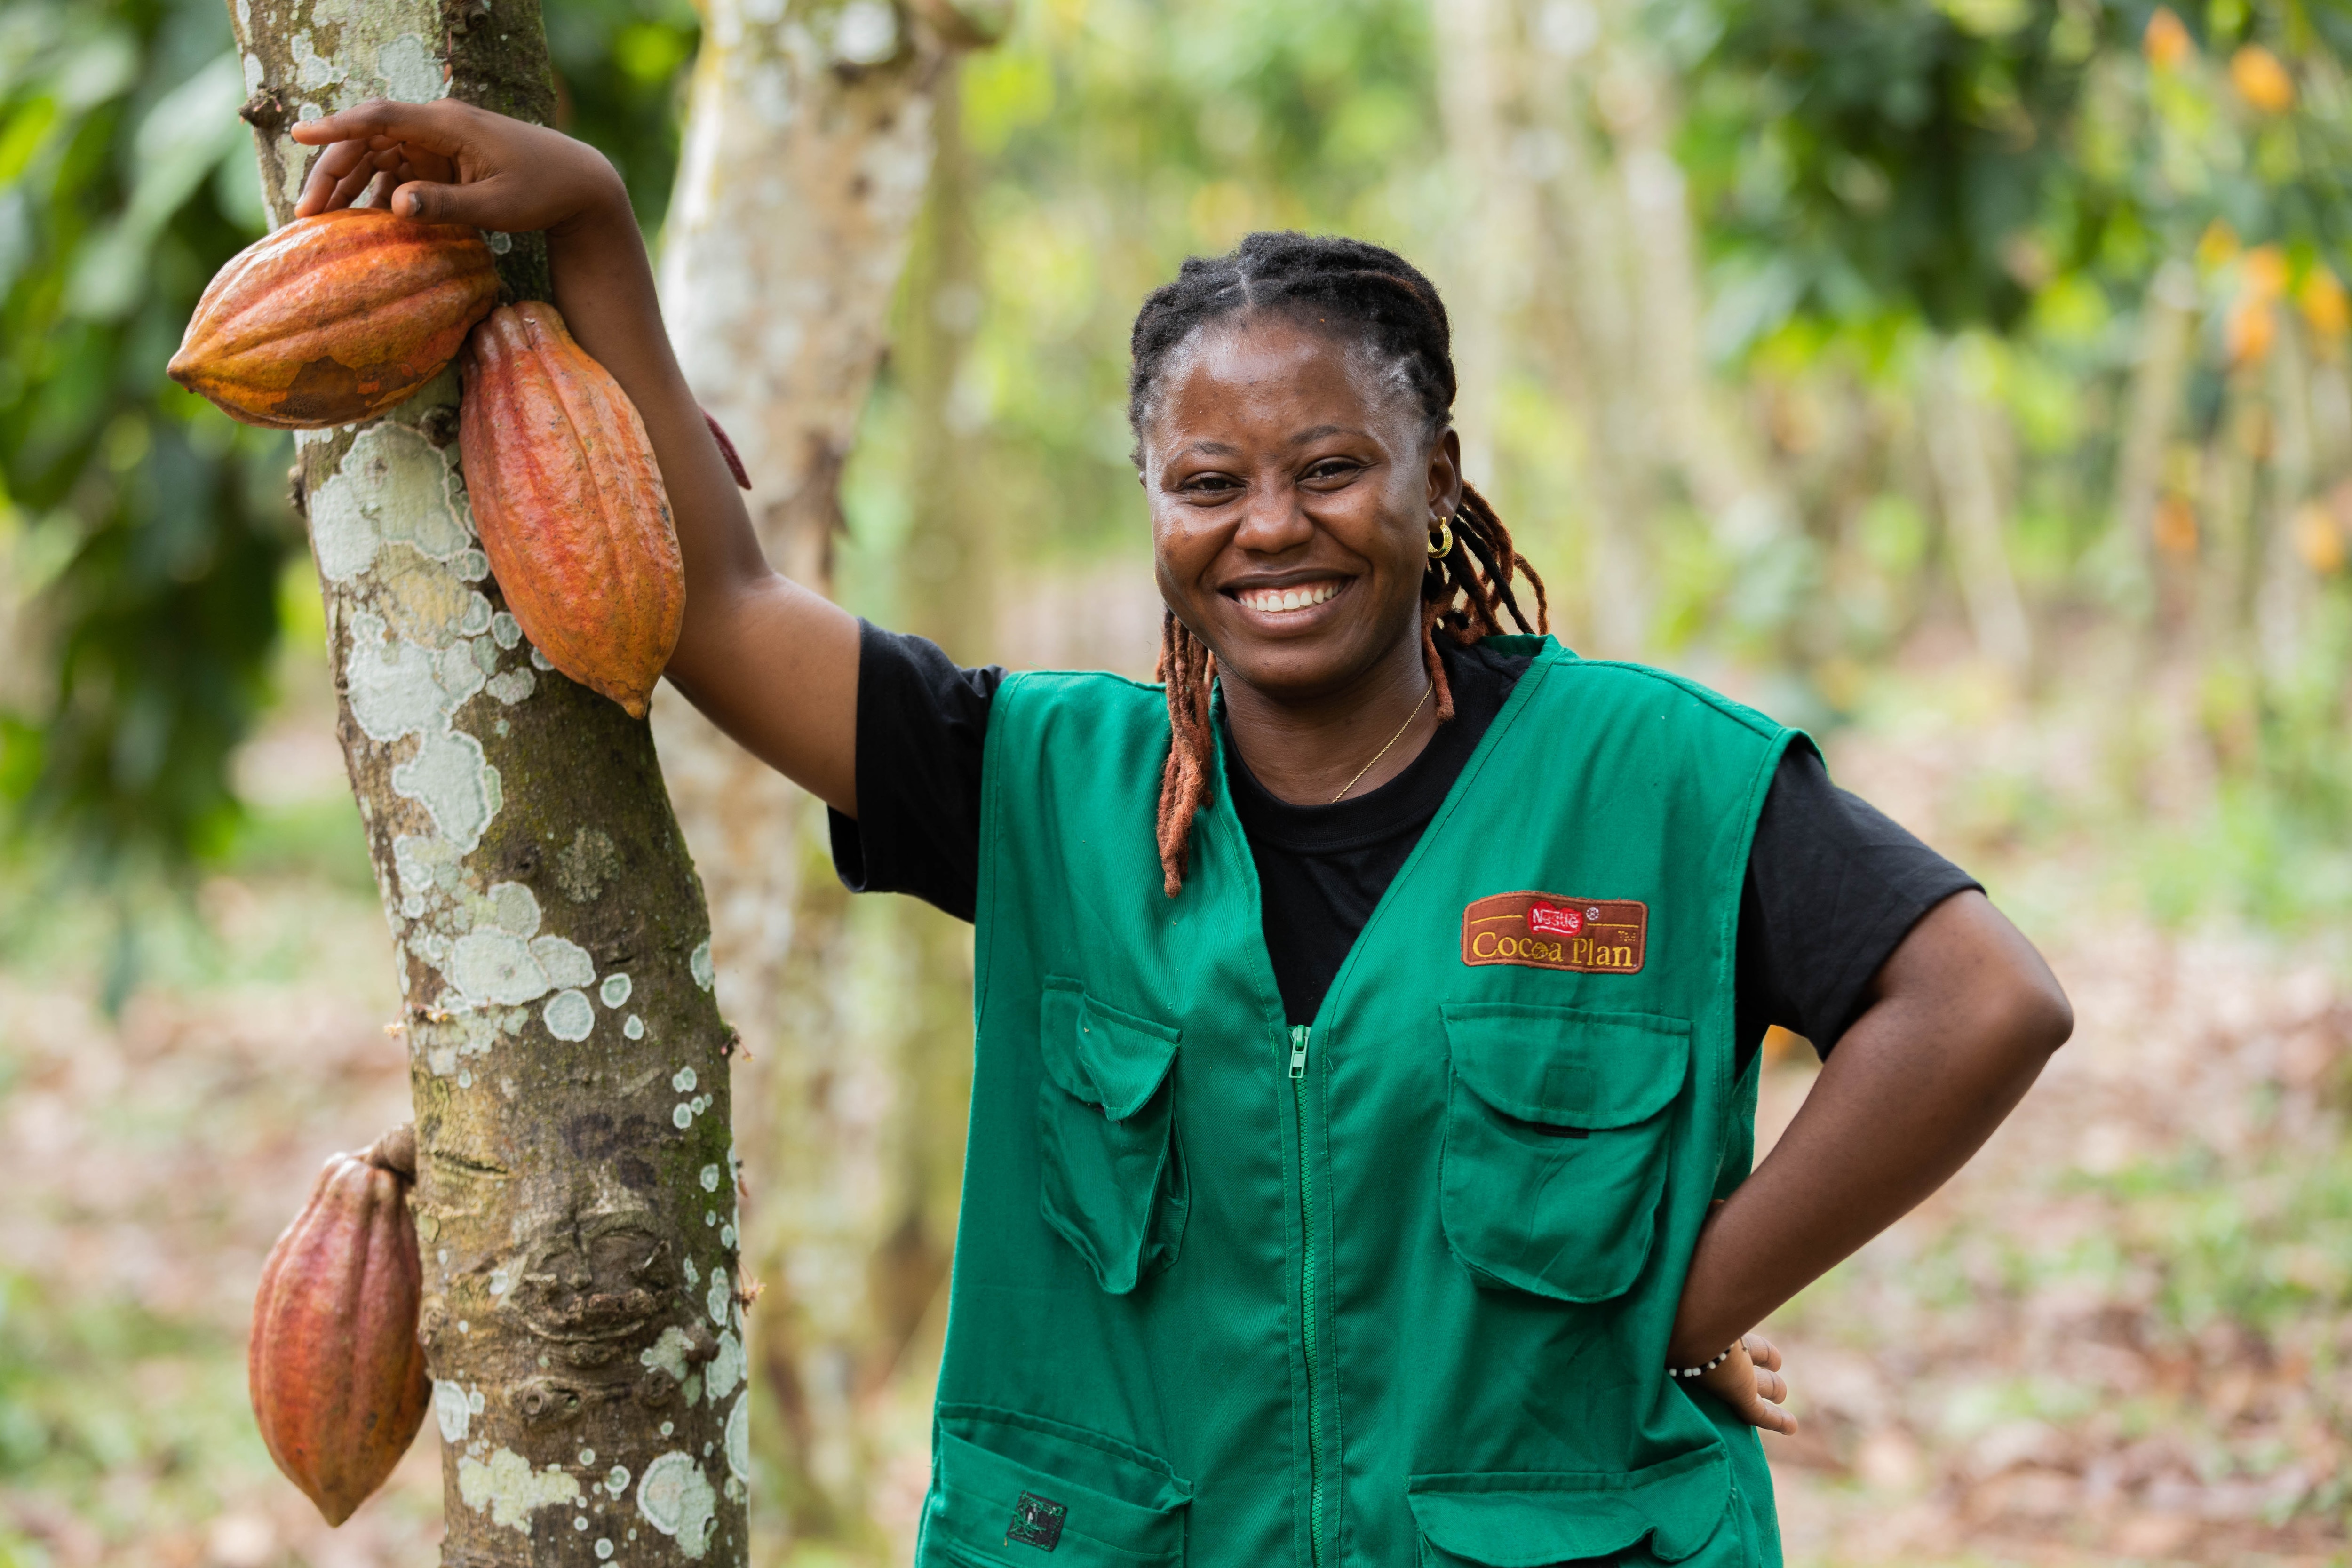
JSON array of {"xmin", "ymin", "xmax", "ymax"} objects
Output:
[
  {"xmin": 168, "ymin": 207, "xmax": 498, "ymax": 430},
  {"xmin": 703, "ymin": 406, "xmax": 752, "ymax": 489},
  {"xmin": 459, "ymin": 301, "xmax": 684, "ymax": 718},
  {"xmin": 249, "ymin": 1125, "xmax": 429, "ymax": 1526}
]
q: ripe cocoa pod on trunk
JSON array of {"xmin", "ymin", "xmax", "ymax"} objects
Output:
[
  {"xmin": 168, "ymin": 207, "xmax": 498, "ymax": 429},
  {"xmin": 249, "ymin": 1124, "xmax": 429, "ymax": 1526},
  {"xmin": 460, "ymin": 301, "xmax": 684, "ymax": 718}
]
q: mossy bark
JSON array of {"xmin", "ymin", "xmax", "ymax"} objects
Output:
[{"xmin": 224, "ymin": 4, "xmax": 744, "ymax": 1563}]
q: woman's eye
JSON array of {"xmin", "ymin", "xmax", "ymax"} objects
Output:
[
  {"xmin": 1304, "ymin": 461, "xmax": 1359, "ymax": 482},
  {"xmin": 1184, "ymin": 475, "xmax": 1240, "ymax": 495}
]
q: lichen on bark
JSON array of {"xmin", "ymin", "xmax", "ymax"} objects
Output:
[{"xmin": 224, "ymin": 2, "xmax": 743, "ymax": 1561}]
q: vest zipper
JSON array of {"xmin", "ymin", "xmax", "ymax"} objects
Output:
[{"xmin": 1289, "ymin": 1023, "xmax": 1325, "ymax": 1567}]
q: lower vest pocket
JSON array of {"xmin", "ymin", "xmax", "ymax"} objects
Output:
[
  {"xmin": 1036, "ymin": 978, "xmax": 1188, "ymax": 1294},
  {"xmin": 1407, "ymin": 1447, "xmax": 1741, "ymax": 1567},
  {"xmin": 928, "ymin": 1406, "xmax": 1192, "ymax": 1567}
]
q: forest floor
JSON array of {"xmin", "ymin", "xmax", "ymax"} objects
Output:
[{"xmin": 7, "ymin": 643, "xmax": 2352, "ymax": 1566}]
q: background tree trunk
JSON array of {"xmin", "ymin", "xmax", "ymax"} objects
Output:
[
  {"xmin": 646, "ymin": 2, "xmax": 991, "ymax": 1553},
  {"xmin": 227, "ymin": 2, "xmax": 742, "ymax": 1564}
]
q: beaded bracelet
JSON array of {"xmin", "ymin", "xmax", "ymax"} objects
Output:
[{"xmin": 1668, "ymin": 1343, "xmax": 1740, "ymax": 1379}]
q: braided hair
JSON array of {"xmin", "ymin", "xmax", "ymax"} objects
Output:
[{"xmin": 1129, "ymin": 231, "xmax": 1548, "ymax": 896}]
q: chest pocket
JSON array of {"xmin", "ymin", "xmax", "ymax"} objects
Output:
[
  {"xmin": 1037, "ymin": 978, "xmax": 1188, "ymax": 1294},
  {"xmin": 1439, "ymin": 1003, "xmax": 1691, "ymax": 1303}
]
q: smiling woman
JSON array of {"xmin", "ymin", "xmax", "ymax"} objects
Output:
[{"xmin": 289, "ymin": 96, "xmax": 2075, "ymax": 1568}]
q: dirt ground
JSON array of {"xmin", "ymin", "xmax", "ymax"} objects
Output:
[{"xmin": 6, "ymin": 680, "xmax": 2352, "ymax": 1566}]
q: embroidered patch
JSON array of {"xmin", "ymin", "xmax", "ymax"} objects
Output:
[
  {"xmin": 1461, "ymin": 892, "xmax": 1648, "ymax": 974},
  {"xmin": 1007, "ymin": 1491, "xmax": 1067, "ymax": 1550}
]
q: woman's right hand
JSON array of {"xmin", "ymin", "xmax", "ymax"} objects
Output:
[{"xmin": 290, "ymin": 98, "xmax": 628, "ymax": 239}]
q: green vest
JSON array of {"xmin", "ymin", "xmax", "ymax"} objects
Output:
[{"xmin": 920, "ymin": 636, "xmax": 1799, "ymax": 1568}]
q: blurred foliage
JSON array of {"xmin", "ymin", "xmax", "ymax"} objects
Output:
[
  {"xmin": 0, "ymin": 0, "xmax": 699, "ymax": 883},
  {"xmin": 1677, "ymin": 0, "xmax": 2352, "ymax": 343},
  {"xmin": 545, "ymin": 0, "xmax": 700, "ymax": 232},
  {"xmin": 0, "ymin": 0, "xmax": 292, "ymax": 874}
]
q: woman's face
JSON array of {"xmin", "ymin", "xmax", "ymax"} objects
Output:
[{"xmin": 1139, "ymin": 314, "xmax": 1461, "ymax": 706}]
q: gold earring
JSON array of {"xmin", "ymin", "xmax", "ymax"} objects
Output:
[{"xmin": 1428, "ymin": 516, "xmax": 1454, "ymax": 558}]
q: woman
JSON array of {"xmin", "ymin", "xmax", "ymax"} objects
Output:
[{"xmin": 293, "ymin": 101, "xmax": 2073, "ymax": 1568}]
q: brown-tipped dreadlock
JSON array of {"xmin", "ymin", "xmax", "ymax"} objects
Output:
[
  {"xmin": 1153, "ymin": 609, "xmax": 1217, "ymax": 898},
  {"xmin": 1131, "ymin": 232, "xmax": 1549, "ymax": 897}
]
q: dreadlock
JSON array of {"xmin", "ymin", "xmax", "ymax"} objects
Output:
[{"xmin": 1133, "ymin": 231, "xmax": 1549, "ymax": 897}]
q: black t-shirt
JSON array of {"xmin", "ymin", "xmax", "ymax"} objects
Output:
[{"xmin": 830, "ymin": 622, "xmax": 1979, "ymax": 1062}]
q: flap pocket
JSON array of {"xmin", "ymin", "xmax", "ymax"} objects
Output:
[
  {"xmin": 1408, "ymin": 1447, "xmax": 1732, "ymax": 1566},
  {"xmin": 1042, "ymin": 979, "xmax": 1181, "ymax": 1120},
  {"xmin": 1443, "ymin": 1004, "xmax": 1689, "ymax": 1129},
  {"xmin": 930, "ymin": 1407, "xmax": 1190, "ymax": 1567},
  {"xmin": 1439, "ymin": 1005, "xmax": 1691, "ymax": 1302},
  {"xmin": 1039, "ymin": 979, "xmax": 1188, "ymax": 1294}
]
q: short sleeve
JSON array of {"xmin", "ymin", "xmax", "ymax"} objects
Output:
[
  {"xmin": 826, "ymin": 620, "xmax": 1004, "ymax": 922},
  {"xmin": 1734, "ymin": 744, "xmax": 1981, "ymax": 1057}
]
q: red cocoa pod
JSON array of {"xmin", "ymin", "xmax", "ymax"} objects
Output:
[
  {"xmin": 703, "ymin": 406, "xmax": 753, "ymax": 489},
  {"xmin": 249, "ymin": 1125, "xmax": 429, "ymax": 1526},
  {"xmin": 168, "ymin": 207, "xmax": 499, "ymax": 430},
  {"xmin": 459, "ymin": 300, "xmax": 684, "ymax": 718}
]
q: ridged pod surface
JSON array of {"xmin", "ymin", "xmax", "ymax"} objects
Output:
[
  {"xmin": 460, "ymin": 301, "xmax": 683, "ymax": 717},
  {"xmin": 249, "ymin": 1126, "xmax": 429, "ymax": 1526},
  {"xmin": 168, "ymin": 208, "xmax": 498, "ymax": 429}
]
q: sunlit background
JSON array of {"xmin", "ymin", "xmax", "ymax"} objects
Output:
[{"xmin": 7, "ymin": 0, "xmax": 2352, "ymax": 1562}]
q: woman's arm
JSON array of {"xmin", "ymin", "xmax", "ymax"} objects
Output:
[
  {"xmin": 1677, "ymin": 889, "xmax": 2073, "ymax": 1432},
  {"xmin": 289, "ymin": 101, "xmax": 862, "ymax": 813}
]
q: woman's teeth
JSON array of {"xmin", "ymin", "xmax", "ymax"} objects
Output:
[{"xmin": 1238, "ymin": 581, "xmax": 1341, "ymax": 614}]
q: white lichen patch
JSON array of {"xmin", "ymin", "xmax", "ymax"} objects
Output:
[
  {"xmin": 309, "ymin": 423, "xmax": 474, "ymax": 584},
  {"xmin": 639, "ymin": 1325, "xmax": 696, "ymax": 1385},
  {"xmin": 534, "ymin": 937, "xmax": 595, "ymax": 990},
  {"xmin": 492, "ymin": 610, "xmax": 523, "ymax": 649},
  {"xmin": 544, "ymin": 989, "xmax": 596, "ymax": 1042},
  {"xmin": 451, "ymin": 930, "xmax": 550, "ymax": 1007},
  {"xmin": 458, "ymin": 1447, "xmax": 584, "ymax": 1533},
  {"xmin": 434, "ymin": 1378, "xmax": 472, "ymax": 1443},
  {"xmin": 376, "ymin": 31, "xmax": 443, "ymax": 101},
  {"xmin": 674, "ymin": 1103, "xmax": 695, "ymax": 1130},
  {"xmin": 683, "ymin": 1256, "xmax": 699, "ymax": 1288},
  {"xmin": 393, "ymin": 726, "xmax": 502, "ymax": 852},
  {"xmin": 699, "ymin": 1164, "xmax": 721, "ymax": 1193},
  {"xmin": 707, "ymin": 1268, "xmax": 731, "ymax": 1328},
  {"xmin": 490, "ymin": 881, "xmax": 539, "ymax": 935},
  {"xmin": 600, "ymin": 973, "xmax": 633, "ymax": 1008},
  {"xmin": 726, "ymin": 1394, "xmax": 750, "ymax": 1482},
  {"xmin": 486, "ymin": 667, "xmax": 535, "ymax": 705},
  {"xmin": 706, "ymin": 1330, "xmax": 743, "ymax": 1402},
  {"xmin": 673, "ymin": 1067, "xmax": 698, "ymax": 1094},
  {"xmin": 691, "ymin": 939, "xmax": 715, "ymax": 992},
  {"xmin": 636, "ymin": 1452, "xmax": 717, "ymax": 1559},
  {"xmin": 625, "ymin": 1015, "xmax": 645, "ymax": 1039},
  {"xmin": 606, "ymin": 1464, "xmax": 631, "ymax": 1497}
]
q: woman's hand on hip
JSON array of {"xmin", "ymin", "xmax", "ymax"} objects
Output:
[
  {"xmin": 1692, "ymin": 1332, "xmax": 1796, "ymax": 1436},
  {"xmin": 290, "ymin": 98, "xmax": 627, "ymax": 236}
]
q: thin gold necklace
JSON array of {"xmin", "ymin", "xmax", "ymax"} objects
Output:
[{"xmin": 1330, "ymin": 682, "xmax": 1433, "ymax": 803}]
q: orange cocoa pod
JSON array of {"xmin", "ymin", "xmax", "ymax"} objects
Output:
[
  {"xmin": 459, "ymin": 301, "xmax": 684, "ymax": 717},
  {"xmin": 249, "ymin": 1125, "xmax": 429, "ymax": 1526},
  {"xmin": 168, "ymin": 208, "xmax": 498, "ymax": 429}
]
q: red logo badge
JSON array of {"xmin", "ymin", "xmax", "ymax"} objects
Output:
[{"xmin": 1527, "ymin": 903, "xmax": 1583, "ymax": 937}]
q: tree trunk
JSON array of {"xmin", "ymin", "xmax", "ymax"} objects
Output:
[
  {"xmin": 1921, "ymin": 338, "xmax": 2033, "ymax": 676},
  {"xmin": 228, "ymin": 4, "xmax": 741, "ymax": 1565},
  {"xmin": 2113, "ymin": 259, "xmax": 2200, "ymax": 621},
  {"xmin": 646, "ymin": 2, "xmax": 988, "ymax": 1553}
]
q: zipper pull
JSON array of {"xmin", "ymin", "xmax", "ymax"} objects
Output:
[{"xmin": 1289, "ymin": 1025, "xmax": 1311, "ymax": 1079}]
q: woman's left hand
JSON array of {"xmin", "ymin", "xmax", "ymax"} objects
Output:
[{"xmin": 1691, "ymin": 1332, "xmax": 1796, "ymax": 1435}]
